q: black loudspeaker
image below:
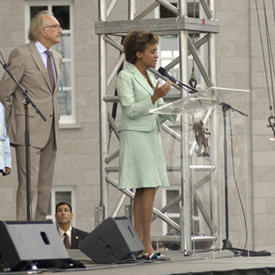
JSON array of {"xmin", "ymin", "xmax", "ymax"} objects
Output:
[
  {"xmin": 0, "ymin": 221, "xmax": 82, "ymax": 271},
  {"xmin": 79, "ymin": 216, "xmax": 144, "ymax": 264}
]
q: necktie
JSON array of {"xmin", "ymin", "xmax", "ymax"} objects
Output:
[
  {"xmin": 45, "ymin": 50, "xmax": 55, "ymax": 92},
  {"xmin": 63, "ymin": 232, "xmax": 70, "ymax": 249}
]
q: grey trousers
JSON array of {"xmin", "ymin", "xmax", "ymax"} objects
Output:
[{"xmin": 15, "ymin": 129, "xmax": 56, "ymax": 221}]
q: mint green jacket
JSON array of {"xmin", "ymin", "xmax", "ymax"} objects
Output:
[{"xmin": 116, "ymin": 63, "xmax": 174, "ymax": 132}]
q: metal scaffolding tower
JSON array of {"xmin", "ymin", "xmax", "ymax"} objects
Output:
[{"xmin": 95, "ymin": 0, "xmax": 219, "ymax": 254}]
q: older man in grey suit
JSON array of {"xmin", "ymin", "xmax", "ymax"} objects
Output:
[{"xmin": 0, "ymin": 11, "xmax": 62, "ymax": 220}]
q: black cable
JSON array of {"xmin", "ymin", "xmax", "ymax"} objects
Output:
[
  {"xmin": 228, "ymin": 111, "xmax": 248, "ymax": 250},
  {"xmin": 0, "ymin": 51, "xmax": 7, "ymax": 65},
  {"xmin": 189, "ymin": 0, "xmax": 198, "ymax": 89},
  {"xmin": 255, "ymin": 0, "xmax": 274, "ymax": 116},
  {"xmin": 107, "ymin": 36, "xmax": 125, "ymax": 152},
  {"xmin": 262, "ymin": 0, "xmax": 275, "ymax": 113},
  {"xmin": 273, "ymin": 0, "xmax": 275, "ymax": 25},
  {"xmin": 111, "ymin": 35, "xmax": 125, "ymax": 120}
]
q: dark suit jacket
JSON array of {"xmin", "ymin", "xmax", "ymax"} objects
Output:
[{"xmin": 71, "ymin": 227, "xmax": 89, "ymax": 249}]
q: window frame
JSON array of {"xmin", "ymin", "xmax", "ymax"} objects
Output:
[
  {"xmin": 161, "ymin": 187, "xmax": 181, "ymax": 235},
  {"xmin": 162, "ymin": 186, "xmax": 204, "ymax": 236},
  {"xmin": 46, "ymin": 186, "xmax": 76, "ymax": 226}
]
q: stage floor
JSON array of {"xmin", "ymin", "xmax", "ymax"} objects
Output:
[{"xmin": 3, "ymin": 249, "xmax": 275, "ymax": 275}]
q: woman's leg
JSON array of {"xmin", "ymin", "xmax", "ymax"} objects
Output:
[
  {"xmin": 133, "ymin": 187, "xmax": 157, "ymax": 254},
  {"xmin": 141, "ymin": 187, "xmax": 156, "ymax": 253},
  {"xmin": 133, "ymin": 189, "xmax": 144, "ymax": 243}
]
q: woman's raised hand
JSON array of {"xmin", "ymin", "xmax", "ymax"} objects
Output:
[{"xmin": 151, "ymin": 80, "xmax": 172, "ymax": 104}]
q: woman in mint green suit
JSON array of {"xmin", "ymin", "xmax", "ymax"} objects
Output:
[{"xmin": 116, "ymin": 30, "xmax": 174, "ymax": 259}]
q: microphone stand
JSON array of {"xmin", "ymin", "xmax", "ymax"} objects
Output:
[
  {"xmin": 0, "ymin": 58, "xmax": 46, "ymax": 221},
  {"xmin": 220, "ymin": 102, "xmax": 270, "ymax": 256},
  {"xmin": 151, "ymin": 68, "xmax": 200, "ymax": 94},
  {"xmin": 173, "ymin": 79, "xmax": 199, "ymax": 94}
]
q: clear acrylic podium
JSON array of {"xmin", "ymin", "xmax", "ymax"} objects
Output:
[{"xmin": 151, "ymin": 86, "xmax": 250, "ymax": 257}]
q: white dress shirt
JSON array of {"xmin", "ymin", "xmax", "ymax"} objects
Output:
[
  {"xmin": 0, "ymin": 102, "xmax": 11, "ymax": 171},
  {"xmin": 35, "ymin": 41, "xmax": 57, "ymax": 83},
  {"xmin": 58, "ymin": 226, "xmax": 72, "ymax": 244}
]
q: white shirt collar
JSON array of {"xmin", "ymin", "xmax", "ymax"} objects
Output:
[
  {"xmin": 58, "ymin": 226, "xmax": 72, "ymax": 236},
  {"xmin": 35, "ymin": 41, "xmax": 51, "ymax": 55}
]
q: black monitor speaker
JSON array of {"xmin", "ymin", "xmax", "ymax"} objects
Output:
[
  {"xmin": 79, "ymin": 216, "xmax": 144, "ymax": 264},
  {"xmin": 0, "ymin": 221, "xmax": 83, "ymax": 271}
]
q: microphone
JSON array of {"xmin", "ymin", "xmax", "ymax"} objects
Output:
[
  {"xmin": 158, "ymin": 67, "xmax": 199, "ymax": 93},
  {"xmin": 158, "ymin": 67, "xmax": 177, "ymax": 84}
]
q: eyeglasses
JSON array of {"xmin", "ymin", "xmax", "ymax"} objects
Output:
[{"xmin": 44, "ymin": 24, "xmax": 62, "ymax": 30}]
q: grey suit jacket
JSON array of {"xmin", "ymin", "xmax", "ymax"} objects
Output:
[{"xmin": 0, "ymin": 42, "xmax": 62, "ymax": 148}]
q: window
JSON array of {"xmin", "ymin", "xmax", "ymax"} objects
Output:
[
  {"xmin": 159, "ymin": 1, "xmax": 199, "ymax": 18},
  {"xmin": 162, "ymin": 188, "xmax": 181, "ymax": 235},
  {"xmin": 157, "ymin": 0, "xmax": 204, "ymax": 92},
  {"xmin": 25, "ymin": 1, "xmax": 75, "ymax": 124},
  {"xmin": 46, "ymin": 186, "xmax": 76, "ymax": 226},
  {"xmin": 162, "ymin": 187, "xmax": 202, "ymax": 235}
]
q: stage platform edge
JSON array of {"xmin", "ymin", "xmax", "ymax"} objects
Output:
[{"xmin": 2, "ymin": 249, "xmax": 275, "ymax": 275}]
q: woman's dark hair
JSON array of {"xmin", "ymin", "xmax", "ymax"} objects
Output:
[{"xmin": 123, "ymin": 30, "xmax": 159, "ymax": 64}]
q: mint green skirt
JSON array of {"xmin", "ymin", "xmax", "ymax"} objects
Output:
[{"xmin": 118, "ymin": 128, "xmax": 169, "ymax": 189}]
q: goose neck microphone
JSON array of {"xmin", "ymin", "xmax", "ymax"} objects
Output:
[
  {"xmin": 158, "ymin": 67, "xmax": 199, "ymax": 93},
  {"xmin": 158, "ymin": 67, "xmax": 177, "ymax": 84}
]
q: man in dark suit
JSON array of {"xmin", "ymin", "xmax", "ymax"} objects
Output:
[
  {"xmin": 0, "ymin": 10, "xmax": 62, "ymax": 221},
  {"xmin": 55, "ymin": 201, "xmax": 89, "ymax": 249}
]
